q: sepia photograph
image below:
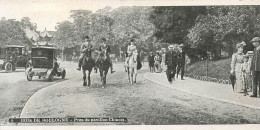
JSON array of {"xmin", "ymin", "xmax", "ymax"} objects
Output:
[{"xmin": 1, "ymin": 0, "xmax": 260, "ymax": 129}]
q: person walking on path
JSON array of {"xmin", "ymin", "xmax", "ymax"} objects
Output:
[
  {"xmin": 154, "ymin": 51, "xmax": 162, "ymax": 73},
  {"xmin": 241, "ymin": 54, "xmax": 251, "ymax": 96},
  {"xmin": 148, "ymin": 52, "xmax": 155, "ymax": 73},
  {"xmin": 249, "ymin": 37, "xmax": 260, "ymax": 97},
  {"xmin": 161, "ymin": 48, "xmax": 166, "ymax": 72},
  {"xmin": 230, "ymin": 42, "xmax": 246, "ymax": 93},
  {"xmin": 77, "ymin": 36, "xmax": 94, "ymax": 71},
  {"xmin": 176, "ymin": 43, "xmax": 185, "ymax": 80},
  {"xmin": 165, "ymin": 45, "xmax": 178, "ymax": 84}
]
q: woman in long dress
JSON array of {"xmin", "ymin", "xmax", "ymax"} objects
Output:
[
  {"xmin": 230, "ymin": 42, "xmax": 246, "ymax": 93},
  {"xmin": 154, "ymin": 51, "xmax": 162, "ymax": 73}
]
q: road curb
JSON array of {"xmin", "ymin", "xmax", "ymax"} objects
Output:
[{"xmin": 144, "ymin": 73, "xmax": 260, "ymax": 110}]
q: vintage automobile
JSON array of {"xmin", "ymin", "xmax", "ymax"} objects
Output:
[
  {"xmin": 25, "ymin": 46, "xmax": 66, "ymax": 81},
  {"xmin": 0, "ymin": 45, "xmax": 28, "ymax": 72}
]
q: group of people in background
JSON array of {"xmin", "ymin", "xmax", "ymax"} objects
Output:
[
  {"xmin": 231, "ymin": 37, "xmax": 260, "ymax": 97},
  {"xmin": 148, "ymin": 44, "xmax": 186, "ymax": 84}
]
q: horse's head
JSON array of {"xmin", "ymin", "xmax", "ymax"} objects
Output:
[{"xmin": 99, "ymin": 49, "xmax": 108, "ymax": 60}]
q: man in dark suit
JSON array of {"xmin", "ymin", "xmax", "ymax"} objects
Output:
[
  {"xmin": 165, "ymin": 45, "xmax": 178, "ymax": 84},
  {"xmin": 250, "ymin": 37, "xmax": 260, "ymax": 97},
  {"xmin": 177, "ymin": 43, "xmax": 185, "ymax": 80},
  {"xmin": 148, "ymin": 52, "xmax": 155, "ymax": 73}
]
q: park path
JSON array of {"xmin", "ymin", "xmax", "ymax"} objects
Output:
[
  {"xmin": 144, "ymin": 72, "xmax": 260, "ymax": 110},
  {"xmin": 12, "ymin": 63, "xmax": 260, "ymax": 125}
]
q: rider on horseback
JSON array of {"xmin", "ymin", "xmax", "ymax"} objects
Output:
[
  {"xmin": 126, "ymin": 39, "xmax": 137, "ymax": 63},
  {"xmin": 77, "ymin": 35, "xmax": 94, "ymax": 71},
  {"xmin": 97, "ymin": 38, "xmax": 115, "ymax": 74}
]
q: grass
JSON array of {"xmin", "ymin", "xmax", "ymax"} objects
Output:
[{"xmin": 186, "ymin": 58, "xmax": 231, "ymax": 80}]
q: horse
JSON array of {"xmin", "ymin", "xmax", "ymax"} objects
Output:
[
  {"xmin": 82, "ymin": 49, "xmax": 95, "ymax": 87},
  {"xmin": 126, "ymin": 50, "xmax": 138, "ymax": 85},
  {"xmin": 95, "ymin": 50, "xmax": 110, "ymax": 88}
]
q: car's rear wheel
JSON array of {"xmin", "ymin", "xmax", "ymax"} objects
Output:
[{"xmin": 5, "ymin": 62, "xmax": 12, "ymax": 73}]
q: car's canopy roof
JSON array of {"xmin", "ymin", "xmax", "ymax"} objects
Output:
[
  {"xmin": 32, "ymin": 46, "xmax": 57, "ymax": 50},
  {"xmin": 2, "ymin": 45, "xmax": 25, "ymax": 48}
]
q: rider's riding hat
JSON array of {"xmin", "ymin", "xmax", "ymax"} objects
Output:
[
  {"xmin": 101, "ymin": 38, "xmax": 106, "ymax": 42},
  {"xmin": 83, "ymin": 35, "xmax": 89, "ymax": 40}
]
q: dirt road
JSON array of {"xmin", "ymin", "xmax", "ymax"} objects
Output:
[
  {"xmin": 0, "ymin": 62, "xmax": 79, "ymax": 125},
  {"xmin": 17, "ymin": 62, "xmax": 260, "ymax": 125}
]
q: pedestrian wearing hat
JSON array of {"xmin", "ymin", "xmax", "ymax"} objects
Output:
[
  {"xmin": 230, "ymin": 42, "xmax": 246, "ymax": 93},
  {"xmin": 98, "ymin": 38, "xmax": 115, "ymax": 74},
  {"xmin": 165, "ymin": 45, "xmax": 178, "ymax": 84},
  {"xmin": 249, "ymin": 37, "xmax": 260, "ymax": 97},
  {"xmin": 176, "ymin": 43, "xmax": 185, "ymax": 80},
  {"xmin": 148, "ymin": 52, "xmax": 155, "ymax": 73},
  {"xmin": 77, "ymin": 36, "xmax": 94, "ymax": 71},
  {"xmin": 241, "ymin": 54, "xmax": 251, "ymax": 96}
]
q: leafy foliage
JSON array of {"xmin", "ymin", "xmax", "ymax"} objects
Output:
[{"xmin": 0, "ymin": 18, "xmax": 27, "ymax": 46}]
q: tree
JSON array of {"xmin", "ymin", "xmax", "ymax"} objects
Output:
[
  {"xmin": 0, "ymin": 18, "xmax": 27, "ymax": 46},
  {"xmin": 70, "ymin": 10, "xmax": 93, "ymax": 43},
  {"xmin": 187, "ymin": 6, "xmax": 260, "ymax": 59},
  {"xmin": 149, "ymin": 6, "xmax": 206, "ymax": 45},
  {"xmin": 111, "ymin": 6, "xmax": 155, "ymax": 52},
  {"xmin": 54, "ymin": 21, "xmax": 77, "ymax": 48}
]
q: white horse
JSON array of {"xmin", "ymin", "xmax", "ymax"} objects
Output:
[{"xmin": 126, "ymin": 50, "xmax": 138, "ymax": 85}]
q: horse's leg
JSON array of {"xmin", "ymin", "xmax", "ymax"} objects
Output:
[
  {"xmin": 100, "ymin": 69, "xmax": 103, "ymax": 82},
  {"xmin": 83, "ymin": 70, "xmax": 87, "ymax": 86},
  {"xmin": 102, "ymin": 71, "xmax": 105, "ymax": 88},
  {"xmin": 88, "ymin": 70, "xmax": 91, "ymax": 87},
  {"xmin": 127, "ymin": 67, "xmax": 130, "ymax": 83},
  {"xmin": 130, "ymin": 68, "xmax": 133, "ymax": 85},
  {"xmin": 104, "ymin": 69, "xmax": 108, "ymax": 85},
  {"xmin": 134, "ymin": 68, "xmax": 137, "ymax": 83}
]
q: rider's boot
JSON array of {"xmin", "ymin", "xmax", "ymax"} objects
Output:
[
  {"xmin": 77, "ymin": 61, "xmax": 82, "ymax": 71},
  {"xmin": 110, "ymin": 62, "xmax": 115, "ymax": 74}
]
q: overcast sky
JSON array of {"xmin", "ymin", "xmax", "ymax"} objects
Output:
[{"xmin": 0, "ymin": 0, "xmax": 258, "ymax": 31}]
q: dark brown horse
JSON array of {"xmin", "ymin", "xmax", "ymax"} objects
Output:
[
  {"xmin": 95, "ymin": 50, "xmax": 110, "ymax": 88},
  {"xmin": 82, "ymin": 49, "xmax": 95, "ymax": 87}
]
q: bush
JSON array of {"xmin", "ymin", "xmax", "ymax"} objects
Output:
[{"xmin": 186, "ymin": 58, "xmax": 231, "ymax": 80}]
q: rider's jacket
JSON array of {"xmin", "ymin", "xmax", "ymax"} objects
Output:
[
  {"xmin": 99, "ymin": 44, "xmax": 111, "ymax": 56},
  {"xmin": 81, "ymin": 42, "xmax": 94, "ymax": 54},
  {"xmin": 127, "ymin": 45, "xmax": 136, "ymax": 56}
]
